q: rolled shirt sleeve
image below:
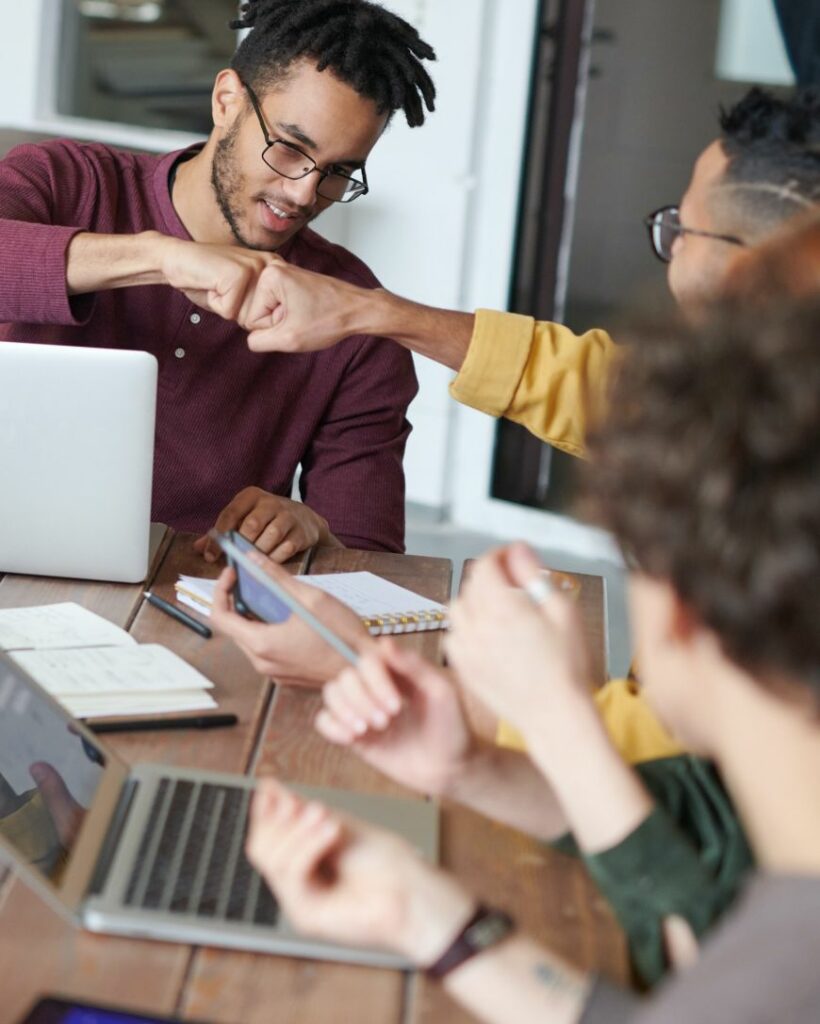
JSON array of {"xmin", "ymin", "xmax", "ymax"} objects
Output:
[
  {"xmin": 0, "ymin": 143, "xmax": 99, "ymax": 325},
  {"xmin": 449, "ymin": 308, "xmax": 619, "ymax": 457}
]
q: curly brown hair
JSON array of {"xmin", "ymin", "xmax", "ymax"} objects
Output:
[{"xmin": 585, "ymin": 301, "xmax": 820, "ymax": 689}]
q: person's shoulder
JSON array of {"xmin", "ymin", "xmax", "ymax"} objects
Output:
[
  {"xmin": 3, "ymin": 137, "xmax": 159, "ymax": 178},
  {"xmin": 288, "ymin": 227, "xmax": 381, "ymax": 290}
]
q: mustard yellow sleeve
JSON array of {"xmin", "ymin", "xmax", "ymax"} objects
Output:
[
  {"xmin": 497, "ymin": 679, "xmax": 684, "ymax": 765},
  {"xmin": 449, "ymin": 309, "xmax": 618, "ymax": 457}
]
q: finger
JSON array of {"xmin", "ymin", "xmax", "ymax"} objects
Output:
[
  {"xmin": 252, "ymin": 514, "xmax": 291, "ymax": 555},
  {"xmin": 267, "ymin": 533, "xmax": 304, "ymax": 564},
  {"xmin": 29, "ymin": 761, "xmax": 80, "ymax": 845},
  {"xmin": 504, "ymin": 542, "xmax": 545, "ymax": 589},
  {"xmin": 204, "ymin": 490, "xmax": 263, "ymax": 563},
  {"xmin": 264, "ymin": 800, "xmax": 332, "ymax": 882},
  {"xmin": 192, "ymin": 535, "xmax": 208, "ymax": 553},
  {"xmin": 382, "ymin": 644, "xmax": 452, "ymax": 704},
  {"xmin": 323, "ymin": 675, "xmax": 370, "ymax": 737},
  {"xmin": 211, "ymin": 567, "xmax": 236, "ymax": 609},
  {"xmin": 356, "ymin": 654, "xmax": 404, "ymax": 719},
  {"xmin": 335, "ymin": 664, "xmax": 393, "ymax": 730},
  {"xmin": 287, "ymin": 807, "xmax": 344, "ymax": 887},
  {"xmin": 315, "ymin": 707, "xmax": 358, "ymax": 746}
]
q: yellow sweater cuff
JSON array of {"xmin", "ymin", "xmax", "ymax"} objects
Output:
[{"xmin": 449, "ymin": 309, "xmax": 535, "ymax": 417}]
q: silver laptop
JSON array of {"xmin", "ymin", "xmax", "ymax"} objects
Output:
[
  {"xmin": 0, "ymin": 342, "xmax": 157, "ymax": 583},
  {"xmin": 0, "ymin": 653, "xmax": 438, "ymax": 968}
]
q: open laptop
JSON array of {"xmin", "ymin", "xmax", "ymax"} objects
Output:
[
  {"xmin": 0, "ymin": 342, "xmax": 157, "ymax": 583},
  {"xmin": 0, "ymin": 653, "xmax": 438, "ymax": 968}
]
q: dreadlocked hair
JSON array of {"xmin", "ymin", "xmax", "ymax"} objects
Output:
[{"xmin": 230, "ymin": 0, "xmax": 437, "ymax": 127}]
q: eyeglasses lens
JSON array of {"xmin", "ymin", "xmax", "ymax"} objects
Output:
[
  {"xmin": 652, "ymin": 208, "xmax": 680, "ymax": 262},
  {"xmin": 263, "ymin": 142, "xmax": 365, "ymax": 204}
]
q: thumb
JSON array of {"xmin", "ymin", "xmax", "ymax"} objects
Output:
[{"xmin": 30, "ymin": 762, "xmax": 81, "ymax": 846}]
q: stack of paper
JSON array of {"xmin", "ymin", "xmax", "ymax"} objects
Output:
[{"xmin": 0, "ymin": 602, "xmax": 216, "ymax": 718}]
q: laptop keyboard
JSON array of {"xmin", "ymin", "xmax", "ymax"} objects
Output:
[{"xmin": 123, "ymin": 778, "xmax": 278, "ymax": 927}]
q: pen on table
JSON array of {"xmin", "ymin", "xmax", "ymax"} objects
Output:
[
  {"xmin": 144, "ymin": 590, "xmax": 212, "ymax": 639},
  {"xmin": 87, "ymin": 713, "xmax": 239, "ymax": 734}
]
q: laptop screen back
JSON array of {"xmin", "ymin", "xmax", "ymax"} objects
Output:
[{"xmin": 0, "ymin": 656, "xmax": 107, "ymax": 884}]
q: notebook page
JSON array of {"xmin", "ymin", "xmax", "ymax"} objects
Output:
[
  {"xmin": 299, "ymin": 573, "xmax": 447, "ymax": 617},
  {"xmin": 0, "ymin": 603, "xmax": 137, "ymax": 652},
  {"xmin": 11, "ymin": 644, "xmax": 214, "ymax": 697}
]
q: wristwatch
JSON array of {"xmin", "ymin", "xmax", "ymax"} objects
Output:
[{"xmin": 425, "ymin": 904, "xmax": 515, "ymax": 980}]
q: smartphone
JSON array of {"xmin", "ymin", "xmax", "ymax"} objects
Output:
[
  {"xmin": 215, "ymin": 531, "xmax": 359, "ymax": 666},
  {"xmin": 220, "ymin": 530, "xmax": 293, "ymax": 623},
  {"xmin": 17, "ymin": 996, "xmax": 208, "ymax": 1024}
]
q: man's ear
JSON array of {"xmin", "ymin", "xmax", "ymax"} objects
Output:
[{"xmin": 212, "ymin": 69, "xmax": 245, "ymax": 130}]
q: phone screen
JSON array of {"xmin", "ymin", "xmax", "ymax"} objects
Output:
[
  {"xmin": 223, "ymin": 532, "xmax": 293, "ymax": 624},
  {"xmin": 18, "ymin": 997, "xmax": 202, "ymax": 1024}
]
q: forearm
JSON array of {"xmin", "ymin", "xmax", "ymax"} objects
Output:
[
  {"xmin": 65, "ymin": 230, "xmax": 175, "ymax": 295},
  {"xmin": 353, "ymin": 289, "xmax": 475, "ymax": 371},
  {"xmin": 524, "ymin": 695, "xmax": 654, "ymax": 854},
  {"xmin": 444, "ymin": 743, "xmax": 571, "ymax": 842},
  {"xmin": 443, "ymin": 935, "xmax": 590, "ymax": 1024}
]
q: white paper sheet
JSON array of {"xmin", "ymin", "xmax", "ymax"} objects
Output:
[
  {"xmin": 11, "ymin": 644, "xmax": 214, "ymax": 696},
  {"xmin": 0, "ymin": 603, "xmax": 136, "ymax": 652}
]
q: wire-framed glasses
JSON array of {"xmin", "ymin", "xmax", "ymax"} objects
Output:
[
  {"xmin": 242, "ymin": 80, "xmax": 369, "ymax": 204},
  {"xmin": 644, "ymin": 205, "xmax": 746, "ymax": 263}
]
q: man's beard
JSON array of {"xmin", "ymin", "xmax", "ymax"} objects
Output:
[{"xmin": 210, "ymin": 122, "xmax": 271, "ymax": 252}]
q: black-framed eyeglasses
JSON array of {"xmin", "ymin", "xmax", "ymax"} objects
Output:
[
  {"xmin": 241, "ymin": 79, "xmax": 369, "ymax": 204},
  {"xmin": 644, "ymin": 205, "xmax": 746, "ymax": 263}
]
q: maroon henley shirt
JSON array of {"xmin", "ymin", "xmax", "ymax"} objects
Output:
[{"xmin": 0, "ymin": 139, "xmax": 417, "ymax": 551}]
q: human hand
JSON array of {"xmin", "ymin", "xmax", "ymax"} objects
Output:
[
  {"xmin": 243, "ymin": 260, "xmax": 374, "ymax": 353},
  {"xmin": 194, "ymin": 487, "xmax": 333, "ymax": 564},
  {"xmin": 446, "ymin": 544, "xmax": 594, "ymax": 744},
  {"xmin": 210, "ymin": 562, "xmax": 372, "ymax": 685},
  {"xmin": 316, "ymin": 641, "xmax": 476, "ymax": 796},
  {"xmin": 159, "ymin": 237, "xmax": 279, "ymax": 324},
  {"xmin": 246, "ymin": 779, "xmax": 476, "ymax": 964},
  {"xmin": 29, "ymin": 761, "xmax": 84, "ymax": 847}
]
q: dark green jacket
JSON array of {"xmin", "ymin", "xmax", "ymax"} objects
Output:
[{"xmin": 554, "ymin": 755, "xmax": 754, "ymax": 986}]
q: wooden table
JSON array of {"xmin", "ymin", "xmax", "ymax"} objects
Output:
[{"xmin": 0, "ymin": 534, "xmax": 627, "ymax": 1023}]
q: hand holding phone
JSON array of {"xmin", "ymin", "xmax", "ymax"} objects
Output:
[{"xmin": 214, "ymin": 531, "xmax": 360, "ymax": 666}]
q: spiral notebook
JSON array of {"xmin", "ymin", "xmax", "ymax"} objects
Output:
[{"xmin": 175, "ymin": 571, "xmax": 448, "ymax": 636}]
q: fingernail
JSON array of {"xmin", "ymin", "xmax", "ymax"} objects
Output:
[
  {"xmin": 353, "ymin": 718, "xmax": 368, "ymax": 736},
  {"xmin": 205, "ymin": 552, "xmax": 216, "ymax": 563},
  {"xmin": 29, "ymin": 763, "xmax": 46, "ymax": 783},
  {"xmin": 372, "ymin": 710, "xmax": 388, "ymax": 729}
]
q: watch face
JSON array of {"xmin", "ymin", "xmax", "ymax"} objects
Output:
[{"xmin": 465, "ymin": 911, "xmax": 513, "ymax": 949}]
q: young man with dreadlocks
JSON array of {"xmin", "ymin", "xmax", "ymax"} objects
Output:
[{"xmin": 0, "ymin": 0, "xmax": 436, "ymax": 559}]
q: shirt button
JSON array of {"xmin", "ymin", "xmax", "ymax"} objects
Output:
[
  {"xmin": 190, "ymin": 312, "xmax": 201, "ymax": 325},
  {"xmin": 175, "ymin": 347, "xmax": 185, "ymax": 359}
]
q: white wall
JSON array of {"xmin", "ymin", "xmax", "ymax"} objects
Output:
[{"xmin": 315, "ymin": 0, "xmax": 542, "ymax": 511}]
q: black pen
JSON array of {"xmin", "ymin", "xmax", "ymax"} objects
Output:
[
  {"xmin": 87, "ymin": 713, "xmax": 239, "ymax": 734},
  {"xmin": 144, "ymin": 590, "xmax": 212, "ymax": 639}
]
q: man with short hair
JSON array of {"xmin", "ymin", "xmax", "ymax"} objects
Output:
[
  {"xmin": 243, "ymin": 87, "xmax": 820, "ymax": 457},
  {"xmin": 0, "ymin": 0, "xmax": 437, "ymax": 559}
]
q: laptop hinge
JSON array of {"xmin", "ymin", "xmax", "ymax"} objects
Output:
[{"xmin": 87, "ymin": 778, "xmax": 140, "ymax": 897}]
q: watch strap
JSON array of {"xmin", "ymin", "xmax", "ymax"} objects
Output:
[{"xmin": 425, "ymin": 904, "xmax": 514, "ymax": 980}]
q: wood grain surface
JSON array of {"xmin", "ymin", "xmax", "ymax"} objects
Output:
[{"xmin": 0, "ymin": 536, "xmax": 627, "ymax": 1023}]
